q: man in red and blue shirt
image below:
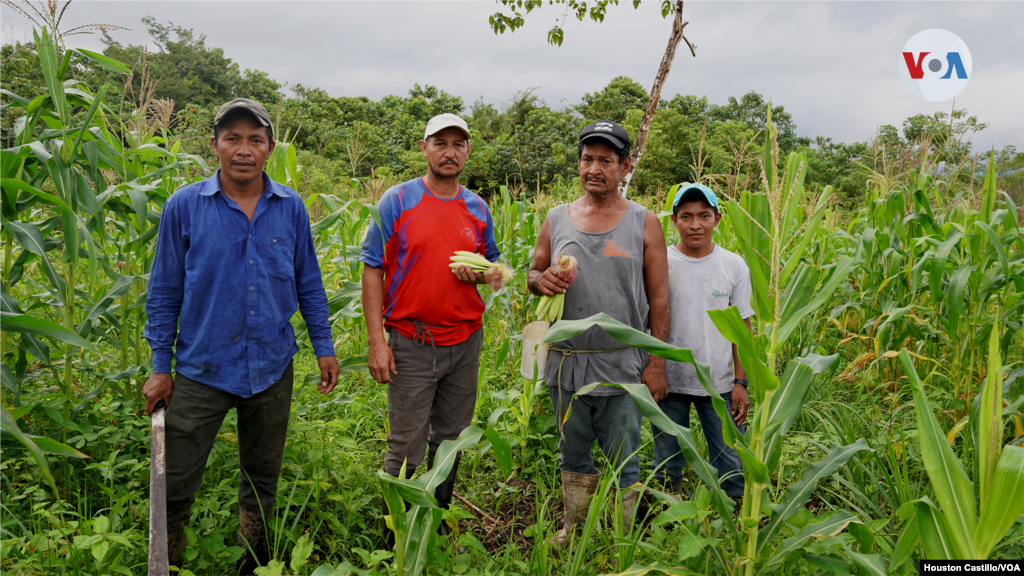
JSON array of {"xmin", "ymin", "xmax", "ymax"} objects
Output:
[{"xmin": 361, "ymin": 113, "xmax": 498, "ymax": 540}]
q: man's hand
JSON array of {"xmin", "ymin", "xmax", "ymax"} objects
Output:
[
  {"xmin": 536, "ymin": 267, "xmax": 569, "ymax": 297},
  {"xmin": 642, "ymin": 363, "xmax": 668, "ymax": 403},
  {"xmin": 452, "ymin": 264, "xmax": 486, "ymax": 284},
  {"xmin": 142, "ymin": 373, "xmax": 174, "ymax": 414},
  {"xmin": 368, "ymin": 338, "xmax": 397, "ymax": 384},
  {"xmin": 317, "ymin": 356, "xmax": 340, "ymax": 394},
  {"xmin": 731, "ymin": 384, "xmax": 750, "ymax": 426}
]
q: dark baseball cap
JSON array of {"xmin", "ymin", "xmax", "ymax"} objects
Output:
[
  {"xmin": 214, "ymin": 98, "xmax": 273, "ymax": 137},
  {"xmin": 579, "ymin": 119, "xmax": 631, "ymax": 150}
]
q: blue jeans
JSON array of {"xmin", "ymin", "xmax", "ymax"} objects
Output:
[
  {"xmin": 549, "ymin": 386, "xmax": 642, "ymax": 488},
  {"xmin": 651, "ymin": 392, "xmax": 745, "ymax": 497}
]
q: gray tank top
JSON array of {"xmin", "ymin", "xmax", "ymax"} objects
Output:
[{"xmin": 544, "ymin": 200, "xmax": 650, "ymax": 396}]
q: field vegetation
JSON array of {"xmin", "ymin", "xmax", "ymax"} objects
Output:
[{"xmin": 2, "ymin": 14, "xmax": 1023, "ymax": 576}]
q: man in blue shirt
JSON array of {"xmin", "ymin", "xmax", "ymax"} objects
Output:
[{"xmin": 143, "ymin": 98, "xmax": 339, "ymax": 573}]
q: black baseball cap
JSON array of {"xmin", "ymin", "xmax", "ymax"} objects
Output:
[
  {"xmin": 214, "ymin": 98, "xmax": 274, "ymax": 139},
  {"xmin": 579, "ymin": 119, "xmax": 631, "ymax": 150}
]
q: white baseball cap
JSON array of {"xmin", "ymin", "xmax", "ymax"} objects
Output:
[{"xmin": 424, "ymin": 113, "xmax": 471, "ymax": 140}]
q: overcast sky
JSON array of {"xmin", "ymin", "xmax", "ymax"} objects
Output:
[{"xmin": 3, "ymin": 1, "xmax": 1022, "ymax": 150}]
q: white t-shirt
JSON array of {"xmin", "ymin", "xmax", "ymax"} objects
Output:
[{"xmin": 665, "ymin": 244, "xmax": 754, "ymax": 396}]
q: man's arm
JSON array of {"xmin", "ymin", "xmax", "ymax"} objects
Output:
[
  {"xmin": 294, "ymin": 207, "xmax": 339, "ymax": 394},
  {"xmin": 142, "ymin": 197, "xmax": 186, "ymax": 414},
  {"xmin": 641, "ymin": 209, "xmax": 670, "ymax": 403},
  {"xmin": 362, "ymin": 265, "xmax": 396, "ymax": 383},
  {"xmin": 527, "ymin": 218, "xmax": 568, "ymax": 297}
]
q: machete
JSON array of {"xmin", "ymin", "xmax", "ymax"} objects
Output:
[{"xmin": 148, "ymin": 399, "xmax": 169, "ymax": 576}]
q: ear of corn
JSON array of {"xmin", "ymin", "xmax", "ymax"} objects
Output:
[
  {"xmin": 534, "ymin": 254, "xmax": 578, "ymax": 324},
  {"xmin": 448, "ymin": 251, "xmax": 514, "ymax": 291}
]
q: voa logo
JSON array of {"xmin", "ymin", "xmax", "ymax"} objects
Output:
[{"xmin": 900, "ymin": 29, "xmax": 972, "ymax": 102}]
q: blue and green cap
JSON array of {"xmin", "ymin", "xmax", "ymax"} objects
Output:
[{"xmin": 671, "ymin": 183, "xmax": 719, "ymax": 214}]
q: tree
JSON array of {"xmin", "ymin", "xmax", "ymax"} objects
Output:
[
  {"xmin": 98, "ymin": 17, "xmax": 245, "ymax": 110},
  {"xmin": 576, "ymin": 76, "xmax": 648, "ymax": 124},
  {"xmin": 709, "ymin": 91, "xmax": 810, "ymax": 154},
  {"xmin": 486, "ymin": 0, "xmax": 697, "ymax": 196}
]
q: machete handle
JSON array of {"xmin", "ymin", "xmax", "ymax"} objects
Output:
[{"xmin": 154, "ymin": 399, "xmax": 166, "ymax": 412}]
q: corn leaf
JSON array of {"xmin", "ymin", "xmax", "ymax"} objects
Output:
[
  {"xmin": 419, "ymin": 425, "xmax": 482, "ymax": 495},
  {"xmin": 1, "ymin": 407, "xmax": 59, "ymax": 498},
  {"xmin": 763, "ymin": 361, "xmax": 817, "ymax": 473},
  {"xmin": 841, "ymin": 544, "xmax": 888, "ymax": 576},
  {"xmin": 780, "ymin": 185, "xmax": 832, "ymax": 282},
  {"xmin": 974, "ymin": 445, "xmax": 1024, "ymax": 557},
  {"xmin": 771, "ymin": 256, "xmax": 854, "ymax": 353},
  {"xmin": 943, "ymin": 265, "xmax": 975, "ymax": 333},
  {"xmin": 757, "ymin": 439, "xmax": 870, "ymax": 556},
  {"xmin": 899, "ymin": 350, "xmax": 977, "ymax": 557},
  {"xmin": 577, "ymin": 381, "xmax": 740, "ymax": 549},
  {"xmin": 929, "ymin": 231, "xmax": 965, "ymax": 303},
  {"xmin": 766, "ymin": 510, "xmax": 858, "ymax": 566},
  {"xmin": 914, "ymin": 497, "xmax": 964, "ymax": 560},
  {"xmin": 69, "ymin": 48, "xmax": 131, "ymax": 74},
  {"xmin": 979, "ymin": 151, "xmax": 997, "ymax": 222},
  {"xmin": 975, "ymin": 221, "xmax": 1010, "ymax": 282},
  {"xmin": 1, "ymin": 313, "xmax": 97, "ymax": 352},
  {"xmin": 976, "ymin": 313, "xmax": 1003, "ymax": 503},
  {"xmin": 708, "ymin": 306, "xmax": 777, "ymax": 400}
]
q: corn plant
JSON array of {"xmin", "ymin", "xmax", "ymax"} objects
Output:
[
  {"xmin": 892, "ymin": 319, "xmax": 1024, "ymax": 565},
  {"xmin": 379, "ymin": 426, "xmax": 483, "ymax": 576}
]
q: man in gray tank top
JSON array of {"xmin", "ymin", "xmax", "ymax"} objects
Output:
[{"xmin": 527, "ymin": 120, "xmax": 670, "ymax": 546}]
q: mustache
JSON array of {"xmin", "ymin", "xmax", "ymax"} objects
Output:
[
  {"xmin": 232, "ymin": 160, "xmax": 256, "ymax": 166},
  {"xmin": 440, "ymin": 159, "xmax": 458, "ymax": 166}
]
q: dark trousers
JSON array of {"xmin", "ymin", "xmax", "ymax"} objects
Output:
[
  {"xmin": 383, "ymin": 327, "xmax": 482, "ymax": 477},
  {"xmin": 651, "ymin": 392, "xmax": 745, "ymax": 497},
  {"xmin": 164, "ymin": 361, "xmax": 294, "ymax": 527}
]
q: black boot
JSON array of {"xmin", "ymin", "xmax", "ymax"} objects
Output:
[
  {"xmin": 235, "ymin": 508, "xmax": 270, "ymax": 576},
  {"xmin": 428, "ymin": 448, "xmax": 463, "ymax": 545}
]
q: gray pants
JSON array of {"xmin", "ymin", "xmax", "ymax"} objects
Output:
[
  {"xmin": 549, "ymin": 386, "xmax": 643, "ymax": 488},
  {"xmin": 384, "ymin": 327, "xmax": 483, "ymax": 477},
  {"xmin": 165, "ymin": 361, "xmax": 293, "ymax": 527}
]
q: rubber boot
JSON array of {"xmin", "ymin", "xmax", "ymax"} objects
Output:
[
  {"xmin": 669, "ymin": 480, "xmax": 684, "ymax": 495},
  {"xmin": 235, "ymin": 508, "xmax": 270, "ymax": 576},
  {"xmin": 167, "ymin": 519, "xmax": 188, "ymax": 568},
  {"xmin": 619, "ymin": 485, "xmax": 640, "ymax": 535},
  {"xmin": 549, "ymin": 469, "xmax": 601, "ymax": 547}
]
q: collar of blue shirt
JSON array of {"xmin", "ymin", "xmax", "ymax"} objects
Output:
[{"xmin": 198, "ymin": 170, "xmax": 291, "ymax": 199}]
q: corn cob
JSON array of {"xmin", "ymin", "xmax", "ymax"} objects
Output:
[
  {"xmin": 535, "ymin": 254, "xmax": 578, "ymax": 323},
  {"xmin": 448, "ymin": 251, "xmax": 514, "ymax": 290}
]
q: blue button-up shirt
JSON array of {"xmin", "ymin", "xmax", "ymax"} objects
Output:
[{"xmin": 144, "ymin": 171, "xmax": 335, "ymax": 397}]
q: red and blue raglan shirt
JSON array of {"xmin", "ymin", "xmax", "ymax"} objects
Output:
[{"xmin": 360, "ymin": 177, "xmax": 500, "ymax": 346}]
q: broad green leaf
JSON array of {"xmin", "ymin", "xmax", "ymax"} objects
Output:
[
  {"xmin": 771, "ymin": 256, "xmax": 854, "ymax": 353},
  {"xmin": 651, "ymin": 500, "xmax": 699, "ymax": 527},
  {"xmin": 69, "ymin": 48, "xmax": 131, "ymax": 74},
  {"xmin": 2, "ymin": 219, "xmax": 67, "ymax": 300},
  {"xmin": 976, "ymin": 314, "xmax": 1003, "ymax": 503},
  {"xmin": 899, "ymin": 350, "xmax": 977, "ymax": 557},
  {"xmin": 77, "ymin": 274, "xmax": 134, "ymax": 335},
  {"xmin": 766, "ymin": 510, "xmax": 858, "ymax": 566},
  {"xmin": 891, "ymin": 506, "xmax": 919, "ymax": 570},
  {"xmin": 708, "ymin": 307, "xmax": 777, "ymax": 398},
  {"xmin": 22, "ymin": 433, "xmax": 88, "ymax": 458},
  {"xmin": 419, "ymin": 425, "xmax": 482, "ymax": 495},
  {"xmin": 290, "ymin": 532, "xmax": 314, "ymax": 574},
  {"xmin": 378, "ymin": 471, "xmax": 438, "ymax": 509},
  {"xmin": 1, "ymin": 313, "xmax": 97, "ymax": 351},
  {"xmin": 979, "ymin": 150, "xmax": 997, "ymax": 221},
  {"xmin": 780, "ymin": 186, "xmax": 832, "ymax": 282},
  {"xmin": 975, "ymin": 221, "xmax": 1010, "ymax": 282},
  {"xmin": 1, "ymin": 407, "xmax": 58, "ymax": 497},
  {"xmin": 483, "ymin": 428, "xmax": 512, "ymax": 479},
  {"xmin": 795, "ymin": 352, "xmax": 838, "ymax": 374},
  {"xmin": 841, "ymin": 544, "xmax": 888, "ymax": 576},
  {"xmin": 757, "ymin": 439, "xmax": 871, "ymax": 556},
  {"xmin": 0, "ymin": 178, "xmax": 73, "ymax": 213},
  {"xmin": 34, "ymin": 27, "xmax": 70, "ymax": 124},
  {"xmin": 944, "ymin": 265, "xmax": 975, "ymax": 333},
  {"xmin": 914, "ymin": 498, "xmax": 963, "ymax": 560},
  {"xmin": 69, "ymin": 85, "xmax": 107, "ymax": 159},
  {"xmin": 763, "ymin": 361, "xmax": 816, "ymax": 473},
  {"xmin": 974, "ymin": 446, "xmax": 1024, "ymax": 557},
  {"xmin": 929, "ymin": 230, "xmax": 964, "ymax": 303},
  {"xmin": 577, "ymin": 381, "xmax": 740, "ymax": 548},
  {"xmin": 547, "ymin": 313, "xmax": 742, "ymax": 447}
]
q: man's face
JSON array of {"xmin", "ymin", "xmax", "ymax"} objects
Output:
[
  {"xmin": 420, "ymin": 127, "xmax": 471, "ymax": 181},
  {"xmin": 579, "ymin": 142, "xmax": 630, "ymax": 196},
  {"xmin": 672, "ymin": 200, "xmax": 721, "ymax": 251},
  {"xmin": 210, "ymin": 113, "xmax": 274, "ymax": 185}
]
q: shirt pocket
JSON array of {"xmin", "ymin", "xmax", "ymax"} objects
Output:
[{"xmin": 265, "ymin": 236, "xmax": 295, "ymax": 281}]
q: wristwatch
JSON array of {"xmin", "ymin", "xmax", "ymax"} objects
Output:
[{"xmin": 733, "ymin": 378, "xmax": 748, "ymax": 387}]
